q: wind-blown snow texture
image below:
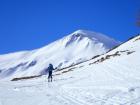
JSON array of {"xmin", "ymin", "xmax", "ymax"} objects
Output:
[
  {"xmin": 0, "ymin": 34, "xmax": 140, "ymax": 105},
  {"xmin": 0, "ymin": 30, "xmax": 119, "ymax": 79}
]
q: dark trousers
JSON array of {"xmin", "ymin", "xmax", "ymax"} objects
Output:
[{"xmin": 48, "ymin": 71, "xmax": 52, "ymax": 82}]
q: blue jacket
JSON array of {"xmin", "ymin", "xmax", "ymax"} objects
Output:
[{"xmin": 48, "ymin": 64, "xmax": 54, "ymax": 72}]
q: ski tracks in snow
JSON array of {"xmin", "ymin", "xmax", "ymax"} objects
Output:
[
  {"xmin": 35, "ymin": 82, "xmax": 86, "ymax": 105},
  {"xmin": 60, "ymin": 85, "xmax": 140, "ymax": 105},
  {"xmin": 1, "ymin": 61, "xmax": 140, "ymax": 105},
  {"xmin": 57, "ymin": 61, "xmax": 140, "ymax": 105}
]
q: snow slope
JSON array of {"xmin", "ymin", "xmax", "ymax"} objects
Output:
[
  {"xmin": 0, "ymin": 35, "xmax": 140, "ymax": 105},
  {"xmin": 0, "ymin": 30, "xmax": 119, "ymax": 79}
]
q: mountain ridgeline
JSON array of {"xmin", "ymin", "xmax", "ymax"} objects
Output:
[{"xmin": 0, "ymin": 30, "xmax": 120, "ymax": 79}]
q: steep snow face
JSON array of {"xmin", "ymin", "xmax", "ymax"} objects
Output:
[{"xmin": 0, "ymin": 30, "xmax": 119, "ymax": 79}]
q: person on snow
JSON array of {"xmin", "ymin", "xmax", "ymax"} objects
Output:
[{"xmin": 47, "ymin": 64, "xmax": 55, "ymax": 82}]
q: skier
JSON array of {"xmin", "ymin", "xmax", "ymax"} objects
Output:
[{"xmin": 47, "ymin": 63, "xmax": 55, "ymax": 82}]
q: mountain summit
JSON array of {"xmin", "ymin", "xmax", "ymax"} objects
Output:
[
  {"xmin": 67, "ymin": 30, "xmax": 119, "ymax": 48},
  {"xmin": 0, "ymin": 30, "xmax": 120, "ymax": 79}
]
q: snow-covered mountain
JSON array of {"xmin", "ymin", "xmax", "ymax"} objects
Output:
[
  {"xmin": 0, "ymin": 34, "xmax": 140, "ymax": 105},
  {"xmin": 0, "ymin": 30, "xmax": 119, "ymax": 79},
  {"xmin": 47, "ymin": 34, "xmax": 140, "ymax": 105}
]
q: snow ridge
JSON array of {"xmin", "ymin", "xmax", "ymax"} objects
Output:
[{"xmin": 0, "ymin": 30, "xmax": 120, "ymax": 79}]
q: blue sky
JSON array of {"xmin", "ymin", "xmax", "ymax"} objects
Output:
[{"xmin": 0, "ymin": 0, "xmax": 140, "ymax": 54}]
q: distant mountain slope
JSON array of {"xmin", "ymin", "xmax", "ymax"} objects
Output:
[
  {"xmin": 48, "ymin": 34, "xmax": 140, "ymax": 105},
  {"xmin": 0, "ymin": 35, "xmax": 139, "ymax": 105},
  {"xmin": 0, "ymin": 30, "xmax": 119, "ymax": 79},
  {"xmin": 54, "ymin": 34, "xmax": 140, "ymax": 79}
]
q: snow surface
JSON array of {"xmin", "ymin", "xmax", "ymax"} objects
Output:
[
  {"xmin": 0, "ymin": 34, "xmax": 140, "ymax": 105},
  {"xmin": 0, "ymin": 30, "xmax": 119, "ymax": 79}
]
